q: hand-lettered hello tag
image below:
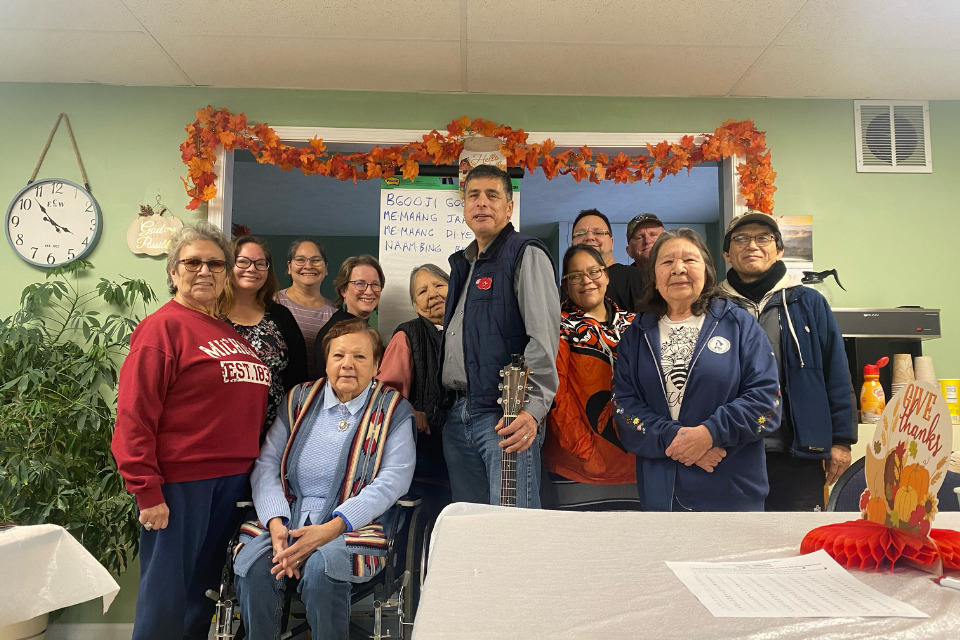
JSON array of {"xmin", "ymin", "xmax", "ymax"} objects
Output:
[
  {"xmin": 861, "ymin": 381, "xmax": 953, "ymax": 542},
  {"xmin": 459, "ymin": 136, "xmax": 506, "ymax": 197}
]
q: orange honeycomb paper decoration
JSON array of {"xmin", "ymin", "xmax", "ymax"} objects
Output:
[{"xmin": 802, "ymin": 381, "xmax": 958, "ymax": 571}]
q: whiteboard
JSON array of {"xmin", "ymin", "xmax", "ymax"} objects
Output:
[{"xmin": 377, "ymin": 176, "xmax": 520, "ymax": 337}]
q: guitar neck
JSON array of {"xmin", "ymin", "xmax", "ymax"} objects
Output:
[{"xmin": 500, "ymin": 414, "xmax": 518, "ymax": 507}]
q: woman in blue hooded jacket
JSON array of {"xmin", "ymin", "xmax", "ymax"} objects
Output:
[{"xmin": 612, "ymin": 229, "xmax": 781, "ymax": 511}]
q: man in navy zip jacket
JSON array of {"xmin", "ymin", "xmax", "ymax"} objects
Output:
[
  {"xmin": 719, "ymin": 212, "xmax": 856, "ymax": 511},
  {"xmin": 439, "ymin": 165, "xmax": 560, "ymax": 507}
]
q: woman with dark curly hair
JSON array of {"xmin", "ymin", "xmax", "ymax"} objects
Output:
[{"xmin": 222, "ymin": 235, "xmax": 308, "ymax": 439}]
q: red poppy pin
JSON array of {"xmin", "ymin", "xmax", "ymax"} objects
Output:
[{"xmin": 476, "ymin": 277, "xmax": 492, "ymax": 290}]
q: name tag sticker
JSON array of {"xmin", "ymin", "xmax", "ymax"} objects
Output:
[{"xmin": 708, "ymin": 337, "xmax": 731, "ymax": 354}]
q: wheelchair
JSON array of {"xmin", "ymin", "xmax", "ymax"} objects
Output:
[{"xmin": 208, "ymin": 494, "xmax": 432, "ymax": 640}]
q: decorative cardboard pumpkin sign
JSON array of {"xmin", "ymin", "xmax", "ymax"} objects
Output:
[
  {"xmin": 802, "ymin": 380, "xmax": 960, "ymax": 571},
  {"xmin": 861, "ymin": 380, "xmax": 952, "ymax": 536},
  {"xmin": 127, "ymin": 203, "xmax": 183, "ymax": 256}
]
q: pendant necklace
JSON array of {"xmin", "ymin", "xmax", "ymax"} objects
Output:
[{"xmin": 337, "ymin": 404, "xmax": 350, "ymax": 431}]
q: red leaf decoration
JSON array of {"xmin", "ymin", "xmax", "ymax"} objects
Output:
[{"xmin": 180, "ymin": 110, "xmax": 776, "ymax": 213}]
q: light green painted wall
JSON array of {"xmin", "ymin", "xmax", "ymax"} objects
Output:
[{"xmin": 3, "ymin": 84, "xmax": 960, "ymax": 625}]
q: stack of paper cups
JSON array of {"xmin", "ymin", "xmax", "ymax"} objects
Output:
[
  {"xmin": 939, "ymin": 379, "xmax": 960, "ymax": 425},
  {"xmin": 914, "ymin": 356, "xmax": 937, "ymax": 386},
  {"xmin": 890, "ymin": 354, "xmax": 915, "ymax": 399}
]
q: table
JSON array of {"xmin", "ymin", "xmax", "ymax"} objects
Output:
[
  {"xmin": 0, "ymin": 524, "xmax": 120, "ymax": 627},
  {"xmin": 412, "ymin": 505, "xmax": 960, "ymax": 640}
]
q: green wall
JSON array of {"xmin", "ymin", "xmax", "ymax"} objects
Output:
[{"xmin": 3, "ymin": 84, "xmax": 960, "ymax": 624}]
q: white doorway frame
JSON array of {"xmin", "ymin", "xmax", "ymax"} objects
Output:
[{"xmin": 208, "ymin": 127, "xmax": 746, "ymax": 233}]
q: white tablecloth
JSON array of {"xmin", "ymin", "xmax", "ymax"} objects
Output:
[
  {"xmin": 0, "ymin": 524, "xmax": 120, "ymax": 626},
  {"xmin": 412, "ymin": 504, "xmax": 960, "ymax": 640}
]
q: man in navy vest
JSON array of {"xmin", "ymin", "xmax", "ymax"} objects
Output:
[{"xmin": 440, "ymin": 164, "xmax": 560, "ymax": 507}]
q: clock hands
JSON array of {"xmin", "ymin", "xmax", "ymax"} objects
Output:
[{"xmin": 34, "ymin": 199, "xmax": 73, "ymax": 234}]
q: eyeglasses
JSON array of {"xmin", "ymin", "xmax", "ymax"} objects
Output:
[
  {"xmin": 235, "ymin": 257, "xmax": 270, "ymax": 271},
  {"xmin": 178, "ymin": 258, "xmax": 227, "ymax": 273},
  {"xmin": 730, "ymin": 233, "xmax": 776, "ymax": 247},
  {"xmin": 563, "ymin": 266, "xmax": 606, "ymax": 284},
  {"xmin": 349, "ymin": 280, "xmax": 383, "ymax": 293},
  {"xmin": 572, "ymin": 228, "xmax": 612, "ymax": 239},
  {"xmin": 292, "ymin": 256, "xmax": 325, "ymax": 267}
]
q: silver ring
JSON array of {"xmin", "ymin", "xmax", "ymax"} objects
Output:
[
  {"xmin": 144, "ymin": 522, "xmax": 153, "ymax": 530},
  {"xmin": 522, "ymin": 435, "xmax": 529, "ymax": 441},
  {"xmin": 295, "ymin": 560, "xmax": 300, "ymax": 566}
]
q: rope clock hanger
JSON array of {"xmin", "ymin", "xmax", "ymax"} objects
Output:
[{"xmin": 5, "ymin": 113, "xmax": 103, "ymax": 267}]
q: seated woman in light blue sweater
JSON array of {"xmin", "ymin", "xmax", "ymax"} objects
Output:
[{"xmin": 234, "ymin": 317, "xmax": 416, "ymax": 640}]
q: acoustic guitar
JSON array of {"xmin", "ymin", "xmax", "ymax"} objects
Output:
[{"xmin": 497, "ymin": 354, "xmax": 530, "ymax": 507}]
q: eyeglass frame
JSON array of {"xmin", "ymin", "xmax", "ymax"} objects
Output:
[
  {"xmin": 347, "ymin": 279, "xmax": 383, "ymax": 293},
  {"xmin": 562, "ymin": 265, "xmax": 607, "ymax": 285},
  {"xmin": 291, "ymin": 256, "xmax": 326, "ymax": 267},
  {"xmin": 234, "ymin": 256, "xmax": 271, "ymax": 271},
  {"xmin": 177, "ymin": 258, "xmax": 227, "ymax": 273},
  {"xmin": 729, "ymin": 233, "xmax": 777, "ymax": 247},
  {"xmin": 571, "ymin": 228, "xmax": 612, "ymax": 239}
]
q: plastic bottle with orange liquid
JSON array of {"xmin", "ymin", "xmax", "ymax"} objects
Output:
[{"xmin": 860, "ymin": 356, "xmax": 889, "ymax": 423}]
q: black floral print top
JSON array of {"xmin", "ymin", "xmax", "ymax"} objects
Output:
[{"xmin": 229, "ymin": 311, "xmax": 290, "ymax": 437}]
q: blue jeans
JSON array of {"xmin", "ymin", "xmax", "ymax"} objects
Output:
[
  {"xmin": 132, "ymin": 474, "xmax": 250, "ymax": 640},
  {"xmin": 441, "ymin": 397, "xmax": 542, "ymax": 508},
  {"xmin": 236, "ymin": 546, "xmax": 352, "ymax": 640}
]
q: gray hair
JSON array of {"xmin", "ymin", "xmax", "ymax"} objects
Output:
[
  {"xmin": 408, "ymin": 264, "xmax": 450, "ymax": 306},
  {"xmin": 636, "ymin": 228, "xmax": 725, "ymax": 318},
  {"xmin": 165, "ymin": 222, "xmax": 232, "ymax": 295}
]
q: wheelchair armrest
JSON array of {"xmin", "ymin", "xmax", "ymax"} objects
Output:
[{"xmin": 396, "ymin": 493, "xmax": 421, "ymax": 508}]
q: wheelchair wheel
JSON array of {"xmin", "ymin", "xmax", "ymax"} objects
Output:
[{"xmin": 401, "ymin": 510, "xmax": 432, "ymax": 639}]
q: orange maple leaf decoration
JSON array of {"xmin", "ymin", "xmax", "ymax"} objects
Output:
[{"xmin": 180, "ymin": 109, "xmax": 775, "ymax": 213}]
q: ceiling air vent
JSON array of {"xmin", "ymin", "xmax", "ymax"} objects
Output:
[{"xmin": 854, "ymin": 101, "xmax": 932, "ymax": 173}]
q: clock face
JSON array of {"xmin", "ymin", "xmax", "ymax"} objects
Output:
[{"xmin": 5, "ymin": 178, "xmax": 102, "ymax": 267}]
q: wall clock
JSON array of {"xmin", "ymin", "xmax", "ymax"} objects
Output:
[{"xmin": 5, "ymin": 178, "xmax": 103, "ymax": 267}]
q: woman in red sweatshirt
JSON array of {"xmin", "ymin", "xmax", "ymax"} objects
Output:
[{"xmin": 111, "ymin": 223, "xmax": 269, "ymax": 640}]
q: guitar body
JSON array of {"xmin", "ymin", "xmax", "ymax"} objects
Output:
[{"xmin": 498, "ymin": 354, "xmax": 530, "ymax": 508}]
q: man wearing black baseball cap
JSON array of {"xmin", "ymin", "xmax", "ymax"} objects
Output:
[
  {"xmin": 718, "ymin": 211, "xmax": 856, "ymax": 511},
  {"xmin": 624, "ymin": 213, "xmax": 665, "ymax": 271}
]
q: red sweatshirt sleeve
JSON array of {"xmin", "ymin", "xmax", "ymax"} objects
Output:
[{"xmin": 111, "ymin": 341, "xmax": 176, "ymax": 510}]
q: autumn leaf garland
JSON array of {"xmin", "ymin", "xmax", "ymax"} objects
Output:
[{"xmin": 180, "ymin": 108, "xmax": 776, "ymax": 213}]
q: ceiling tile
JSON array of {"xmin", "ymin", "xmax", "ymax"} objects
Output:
[
  {"xmin": 466, "ymin": 0, "xmax": 806, "ymax": 45},
  {"xmin": 467, "ymin": 42, "xmax": 763, "ymax": 96},
  {"xmin": 775, "ymin": 0, "xmax": 960, "ymax": 48},
  {"xmin": 0, "ymin": 0, "xmax": 143, "ymax": 31},
  {"xmin": 163, "ymin": 35, "xmax": 461, "ymax": 91},
  {"xmin": 732, "ymin": 45, "xmax": 960, "ymax": 99},
  {"xmin": 0, "ymin": 31, "xmax": 190, "ymax": 85},
  {"xmin": 122, "ymin": 0, "xmax": 461, "ymax": 38}
]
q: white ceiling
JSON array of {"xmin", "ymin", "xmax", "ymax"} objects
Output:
[{"xmin": 3, "ymin": 0, "xmax": 960, "ymax": 99}]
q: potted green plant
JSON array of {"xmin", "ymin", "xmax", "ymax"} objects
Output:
[{"xmin": 0, "ymin": 260, "xmax": 156, "ymax": 575}]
